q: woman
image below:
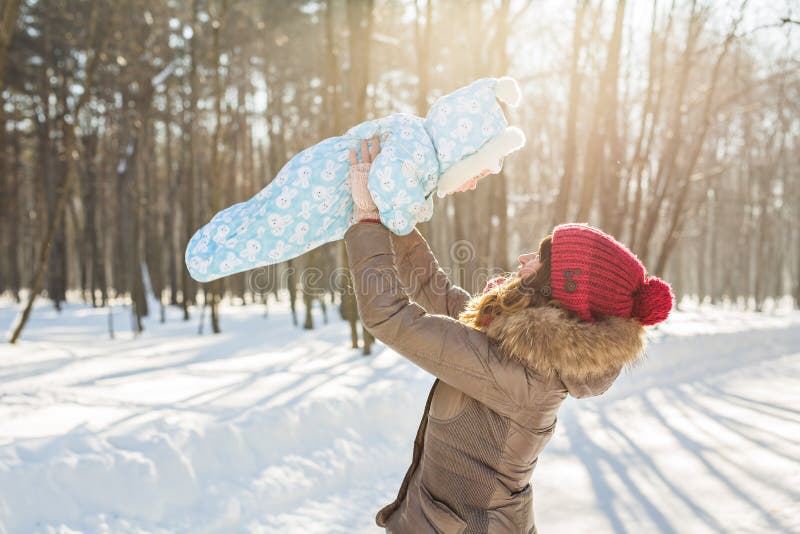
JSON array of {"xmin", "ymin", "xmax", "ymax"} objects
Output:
[{"xmin": 345, "ymin": 138, "xmax": 673, "ymax": 533}]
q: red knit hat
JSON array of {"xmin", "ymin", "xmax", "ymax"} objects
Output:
[{"xmin": 550, "ymin": 223, "xmax": 674, "ymax": 326}]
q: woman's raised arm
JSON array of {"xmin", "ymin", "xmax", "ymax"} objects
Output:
[
  {"xmin": 391, "ymin": 229, "xmax": 472, "ymax": 320},
  {"xmin": 344, "ymin": 221, "xmax": 526, "ymax": 417}
]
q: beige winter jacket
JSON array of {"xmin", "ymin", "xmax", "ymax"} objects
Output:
[{"xmin": 344, "ymin": 222, "xmax": 647, "ymax": 533}]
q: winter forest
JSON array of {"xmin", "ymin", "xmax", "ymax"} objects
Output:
[
  {"xmin": 2, "ymin": 0, "xmax": 798, "ymax": 341},
  {"xmin": 1, "ymin": 0, "xmax": 799, "ymax": 532}
]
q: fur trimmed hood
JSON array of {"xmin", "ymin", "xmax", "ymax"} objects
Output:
[{"xmin": 482, "ymin": 305, "xmax": 647, "ymax": 398}]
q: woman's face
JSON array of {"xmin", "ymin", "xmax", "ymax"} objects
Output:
[{"xmin": 516, "ymin": 252, "xmax": 541, "ymax": 278}]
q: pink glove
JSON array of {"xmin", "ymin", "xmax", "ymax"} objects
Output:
[
  {"xmin": 349, "ymin": 162, "xmax": 380, "ymax": 222},
  {"xmin": 349, "ymin": 137, "xmax": 381, "ymax": 223}
]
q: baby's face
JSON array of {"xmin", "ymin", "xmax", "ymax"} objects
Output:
[
  {"xmin": 453, "ymin": 169, "xmax": 491, "ymax": 193},
  {"xmin": 450, "ymin": 155, "xmax": 506, "ymax": 194}
]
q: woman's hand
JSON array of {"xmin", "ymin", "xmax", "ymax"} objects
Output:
[{"xmin": 348, "ymin": 136, "xmax": 381, "ymax": 222}]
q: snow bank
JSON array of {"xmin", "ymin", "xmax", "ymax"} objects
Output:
[{"xmin": 0, "ymin": 296, "xmax": 798, "ymax": 532}]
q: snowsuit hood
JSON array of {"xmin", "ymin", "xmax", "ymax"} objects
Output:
[
  {"xmin": 423, "ymin": 78, "xmax": 507, "ymax": 173},
  {"xmin": 423, "ymin": 77, "xmax": 526, "ymax": 197}
]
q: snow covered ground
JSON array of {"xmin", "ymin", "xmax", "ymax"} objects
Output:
[{"xmin": 1, "ymin": 295, "xmax": 799, "ymax": 533}]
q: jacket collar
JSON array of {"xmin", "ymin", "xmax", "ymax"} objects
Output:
[{"xmin": 482, "ymin": 305, "xmax": 647, "ymax": 398}]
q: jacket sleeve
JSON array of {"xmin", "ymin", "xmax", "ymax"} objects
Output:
[
  {"xmin": 390, "ymin": 228, "xmax": 471, "ymax": 320},
  {"xmin": 344, "ymin": 221, "xmax": 527, "ymax": 417}
]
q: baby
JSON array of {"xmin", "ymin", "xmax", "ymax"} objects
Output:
[{"xmin": 186, "ymin": 77, "xmax": 526, "ymax": 283}]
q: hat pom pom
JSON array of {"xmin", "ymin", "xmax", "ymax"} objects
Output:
[{"xmin": 632, "ymin": 276, "xmax": 674, "ymax": 326}]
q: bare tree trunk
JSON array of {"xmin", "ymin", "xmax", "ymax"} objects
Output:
[
  {"xmin": 628, "ymin": 0, "xmax": 674, "ymax": 247},
  {"xmin": 0, "ymin": 95, "xmax": 8, "ymax": 294},
  {"xmin": 795, "ymin": 219, "xmax": 800, "ymax": 308},
  {"xmin": 576, "ymin": 0, "xmax": 626, "ymax": 223},
  {"xmin": 635, "ymin": 0, "xmax": 702, "ymax": 263},
  {"xmin": 598, "ymin": 0, "xmax": 626, "ymax": 234},
  {"xmin": 118, "ymin": 111, "xmax": 149, "ymax": 334},
  {"xmin": 345, "ymin": 0, "xmax": 375, "ymax": 354},
  {"xmin": 0, "ymin": 0, "xmax": 20, "ymax": 295},
  {"xmin": 82, "ymin": 131, "xmax": 102, "ymax": 306},
  {"xmin": 325, "ymin": 0, "xmax": 359, "ymax": 347},
  {"xmin": 414, "ymin": 0, "xmax": 432, "ymax": 117},
  {"xmin": 10, "ymin": 0, "xmax": 102, "ymax": 343},
  {"xmin": 164, "ymin": 105, "xmax": 179, "ymax": 306},
  {"xmin": 207, "ymin": 0, "xmax": 230, "ymax": 334},
  {"xmin": 552, "ymin": 0, "xmax": 588, "ymax": 227},
  {"xmin": 347, "ymin": 0, "xmax": 375, "ymax": 123},
  {"xmin": 488, "ymin": 0, "xmax": 511, "ymax": 271},
  {"xmin": 414, "ymin": 0, "xmax": 434, "ymax": 242},
  {"xmin": 653, "ymin": 5, "xmax": 746, "ymax": 275},
  {"xmin": 0, "ymin": 0, "xmax": 21, "ymax": 94},
  {"xmin": 287, "ymin": 258, "xmax": 298, "ymax": 326},
  {"xmin": 324, "ymin": 0, "xmax": 342, "ymax": 137},
  {"xmin": 181, "ymin": 0, "xmax": 201, "ymax": 322},
  {"xmin": 4, "ymin": 119, "xmax": 22, "ymax": 301}
]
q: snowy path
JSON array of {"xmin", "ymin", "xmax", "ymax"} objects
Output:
[{"xmin": 1, "ymin": 298, "xmax": 798, "ymax": 533}]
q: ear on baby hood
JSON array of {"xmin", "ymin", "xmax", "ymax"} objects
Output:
[{"xmin": 428, "ymin": 77, "xmax": 527, "ymax": 198}]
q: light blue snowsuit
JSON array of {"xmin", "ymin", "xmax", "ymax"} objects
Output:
[{"xmin": 186, "ymin": 78, "xmax": 513, "ymax": 282}]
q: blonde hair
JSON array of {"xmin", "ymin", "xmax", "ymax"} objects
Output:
[{"xmin": 458, "ymin": 234, "xmax": 565, "ymax": 329}]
